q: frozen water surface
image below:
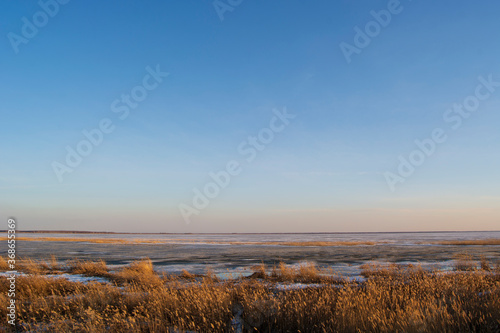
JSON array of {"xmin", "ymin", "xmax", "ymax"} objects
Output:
[{"xmin": 4, "ymin": 231, "xmax": 499, "ymax": 278}]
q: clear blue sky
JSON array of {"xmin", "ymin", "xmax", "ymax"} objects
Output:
[{"xmin": 1, "ymin": 0, "xmax": 499, "ymax": 232}]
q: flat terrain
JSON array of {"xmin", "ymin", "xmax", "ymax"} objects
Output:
[
  {"xmin": 1, "ymin": 257, "xmax": 499, "ymax": 332},
  {"xmin": 3, "ymin": 232, "xmax": 500, "ymax": 278},
  {"xmin": 2, "ymin": 232, "xmax": 499, "ymax": 331}
]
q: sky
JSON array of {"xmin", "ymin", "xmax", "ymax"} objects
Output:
[{"xmin": 1, "ymin": 0, "xmax": 499, "ymax": 233}]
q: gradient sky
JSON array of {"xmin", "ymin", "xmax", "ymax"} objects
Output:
[{"xmin": 1, "ymin": 0, "xmax": 499, "ymax": 232}]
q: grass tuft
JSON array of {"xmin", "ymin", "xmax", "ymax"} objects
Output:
[{"xmin": 69, "ymin": 259, "xmax": 109, "ymax": 277}]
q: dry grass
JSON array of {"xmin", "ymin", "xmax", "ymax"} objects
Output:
[
  {"xmin": 110, "ymin": 258, "xmax": 165, "ymax": 288},
  {"xmin": 434, "ymin": 238, "xmax": 500, "ymax": 246},
  {"xmin": 1, "ymin": 257, "xmax": 500, "ymax": 332},
  {"xmin": 179, "ymin": 269, "xmax": 196, "ymax": 280},
  {"xmin": 1, "ymin": 259, "xmax": 499, "ymax": 332},
  {"xmin": 1, "ymin": 236, "xmax": 377, "ymax": 247},
  {"xmin": 69, "ymin": 259, "xmax": 109, "ymax": 277},
  {"xmin": 0, "ymin": 236, "xmax": 165, "ymax": 244},
  {"xmin": 16, "ymin": 258, "xmax": 47, "ymax": 275},
  {"xmin": 481, "ymin": 256, "xmax": 493, "ymax": 271},
  {"xmin": 269, "ymin": 262, "xmax": 335, "ymax": 283},
  {"xmin": 266, "ymin": 241, "xmax": 377, "ymax": 246},
  {"xmin": 360, "ymin": 262, "xmax": 427, "ymax": 278},
  {"xmin": 0, "ymin": 256, "xmax": 9, "ymax": 271},
  {"xmin": 5, "ymin": 235, "xmax": 500, "ymax": 248},
  {"xmin": 454, "ymin": 253, "xmax": 478, "ymax": 272},
  {"xmin": 243, "ymin": 262, "xmax": 339, "ymax": 284}
]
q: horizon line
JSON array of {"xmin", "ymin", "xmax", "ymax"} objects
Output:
[{"xmin": 3, "ymin": 230, "xmax": 500, "ymax": 235}]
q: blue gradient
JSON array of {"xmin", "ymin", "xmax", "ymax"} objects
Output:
[{"xmin": 1, "ymin": 0, "xmax": 499, "ymax": 232}]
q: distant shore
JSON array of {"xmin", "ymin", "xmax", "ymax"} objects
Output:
[
  {"xmin": 2, "ymin": 230, "xmax": 500, "ymax": 234},
  {"xmin": 3, "ymin": 235, "xmax": 500, "ymax": 246}
]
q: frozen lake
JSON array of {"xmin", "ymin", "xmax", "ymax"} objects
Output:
[{"xmin": 6, "ymin": 231, "xmax": 500, "ymax": 278}]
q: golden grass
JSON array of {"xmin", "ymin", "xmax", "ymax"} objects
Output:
[
  {"xmin": 0, "ymin": 236, "xmax": 165, "ymax": 244},
  {"xmin": 179, "ymin": 269, "xmax": 196, "ymax": 280},
  {"xmin": 111, "ymin": 259, "xmax": 167, "ymax": 288},
  {"xmin": 16, "ymin": 258, "xmax": 47, "ymax": 274},
  {"xmin": 267, "ymin": 262, "xmax": 339, "ymax": 283},
  {"xmin": 360, "ymin": 262, "xmax": 427, "ymax": 278},
  {"xmin": 267, "ymin": 241, "xmax": 376, "ymax": 246},
  {"xmin": 435, "ymin": 239, "xmax": 500, "ymax": 246},
  {"xmin": 243, "ymin": 262, "xmax": 339, "ymax": 284},
  {"xmin": 69, "ymin": 259, "xmax": 109, "ymax": 277},
  {"xmin": 0, "ymin": 256, "xmax": 9, "ymax": 271},
  {"xmin": 453, "ymin": 253, "xmax": 478, "ymax": 272},
  {"xmin": 481, "ymin": 256, "xmax": 493, "ymax": 271},
  {"xmin": 5, "ymin": 235, "xmax": 500, "ymax": 248},
  {"xmin": 2, "ymin": 256, "xmax": 61, "ymax": 275},
  {"xmin": 1, "ymin": 236, "xmax": 377, "ymax": 247},
  {"xmin": 1, "ymin": 259, "xmax": 499, "ymax": 332}
]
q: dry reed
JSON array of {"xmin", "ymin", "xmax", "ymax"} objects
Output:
[{"xmin": 1, "ymin": 257, "xmax": 499, "ymax": 332}]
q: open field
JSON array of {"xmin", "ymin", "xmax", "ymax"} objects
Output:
[{"xmin": 1, "ymin": 257, "xmax": 500, "ymax": 332}]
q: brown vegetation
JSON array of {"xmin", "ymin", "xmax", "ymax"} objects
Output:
[
  {"xmin": 4, "ymin": 236, "xmax": 500, "ymax": 248},
  {"xmin": 266, "ymin": 241, "xmax": 377, "ymax": 246},
  {"xmin": 434, "ymin": 239, "xmax": 500, "ymax": 246},
  {"xmin": 454, "ymin": 253, "xmax": 478, "ymax": 272},
  {"xmin": 360, "ymin": 262, "xmax": 427, "ymax": 278},
  {"xmin": 1, "ymin": 257, "xmax": 500, "ymax": 332},
  {"xmin": 1, "ymin": 236, "xmax": 377, "ymax": 247},
  {"xmin": 68, "ymin": 259, "xmax": 109, "ymax": 277},
  {"xmin": 265, "ymin": 262, "xmax": 340, "ymax": 283},
  {"xmin": 0, "ymin": 256, "xmax": 9, "ymax": 271},
  {"xmin": 0, "ymin": 237, "xmax": 165, "ymax": 245}
]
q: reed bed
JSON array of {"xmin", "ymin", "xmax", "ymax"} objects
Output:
[{"xmin": 1, "ymin": 257, "xmax": 499, "ymax": 332}]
